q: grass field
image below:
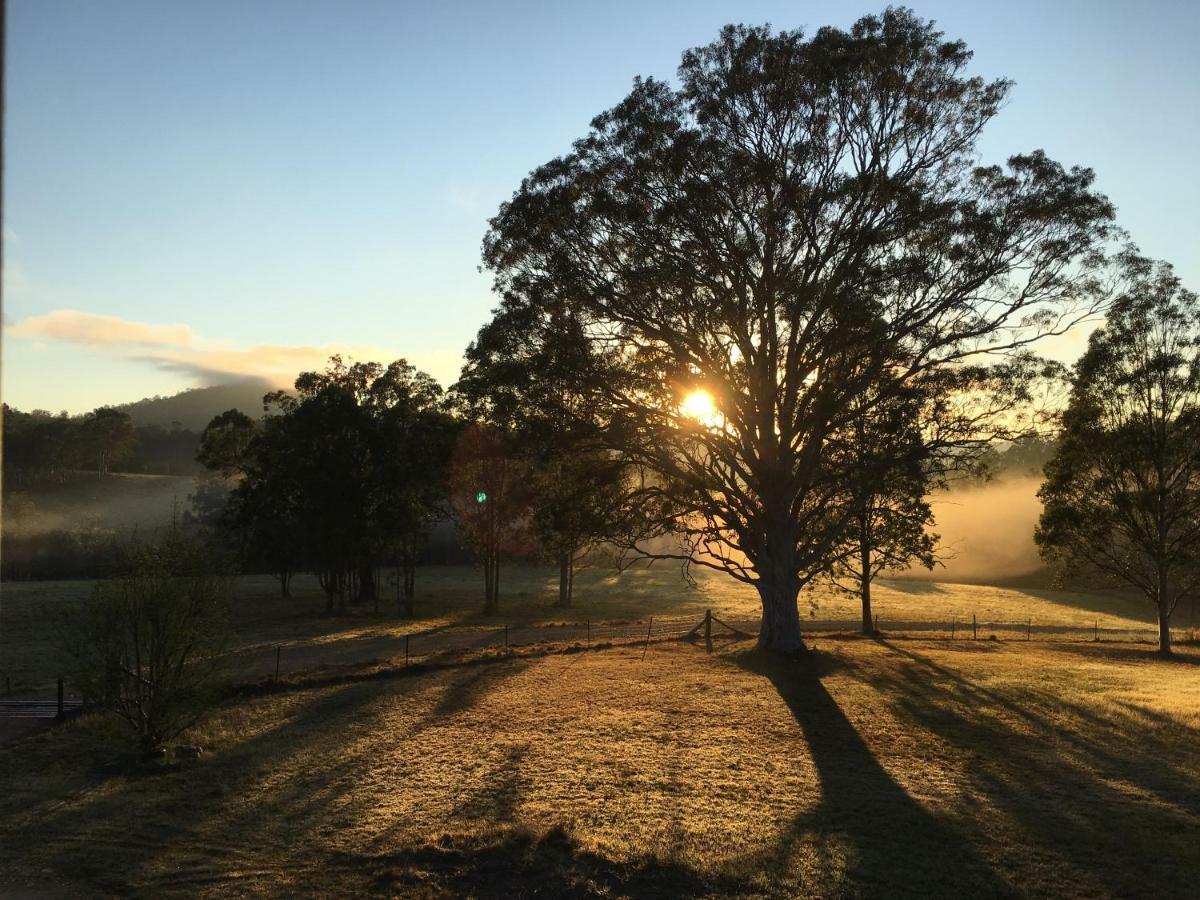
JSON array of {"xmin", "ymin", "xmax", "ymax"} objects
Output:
[
  {"xmin": 4, "ymin": 564, "xmax": 1198, "ymax": 693},
  {"xmin": 2, "ymin": 636, "xmax": 1198, "ymax": 897}
]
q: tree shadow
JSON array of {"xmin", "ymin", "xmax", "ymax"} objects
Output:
[
  {"xmin": 865, "ymin": 641, "xmax": 1200, "ymax": 897},
  {"xmin": 356, "ymin": 825, "xmax": 721, "ymax": 898},
  {"xmin": 1049, "ymin": 642, "xmax": 1200, "ymax": 666},
  {"xmin": 733, "ymin": 650, "xmax": 1015, "ymax": 898},
  {"xmin": 429, "ymin": 658, "xmax": 531, "ymax": 719}
]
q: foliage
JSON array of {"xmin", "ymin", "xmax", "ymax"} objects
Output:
[
  {"xmin": 482, "ymin": 10, "xmax": 1113, "ymax": 649},
  {"xmin": 458, "ymin": 305, "xmax": 630, "ymax": 607},
  {"xmin": 1037, "ymin": 251, "xmax": 1200, "ymax": 655},
  {"xmin": 827, "ymin": 390, "xmax": 937, "ymax": 632},
  {"xmin": 57, "ymin": 531, "xmax": 234, "ymax": 753},
  {"xmin": 221, "ymin": 357, "xmax": 454, "ymax": 612},
  {"xmin": 196, "ymin": 409, "xmax": 257, "ymax": 476},
  {"xmin": 448, "ymin": 424, "xmax": 534, "ymax": 613}
]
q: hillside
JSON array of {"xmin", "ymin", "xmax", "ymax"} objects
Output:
[{"xmin": 116, "ymin": 379, "xmax": 275, "ymax": 430}]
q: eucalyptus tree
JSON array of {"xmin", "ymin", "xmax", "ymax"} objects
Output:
[
  {"xmin": 482, "ymin": 10, "xmax": 1114, "ymax": 651},
  {"xmin": 1037, "ymin": 253, "xmax": 1200, "ymax": 656},
  {"xmin": 458, "ymin": 306, "xmax": 629, "ymax": 608}
]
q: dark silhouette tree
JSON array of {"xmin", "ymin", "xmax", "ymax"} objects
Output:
[
  {"xmin": 364, "ymin": 361, "xmax": 456, "ymax": 616},
  {"xmin": 458, "ymin": 306, "xmax": 630, "ymax": 608},
  {"xmin": 197, "ymin": 409, "xmax": 257, "ymax": 476},
  {"xmin": 449, "ymin": 424, "xmax": 532, "ymax": 614},
  {"xmin": 81, "ymin": 407, "xmax": 137, "ymax": 478},
  {"xmin": 827, "ymin": 390, "xmax": 936, "ymax": 634},
  {"xmin": 482, "ymin": 10, "xmax": 1114, "ymax": 651},
  {"xmin": 223, "ymin": 357, "xmax": 451, "ymax": 610},
  {"xmin": 1037, "ymin": 252, "xmax": 1200, "ymax": 657}
]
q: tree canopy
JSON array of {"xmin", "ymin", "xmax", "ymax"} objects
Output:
[
  {"xmin": 1037, "ymin": 251, "xmax": 1200, "ymax": 656},
  {"xmin": 482, "ymin": 9, "xmax": 1114, "ymax": 650}
]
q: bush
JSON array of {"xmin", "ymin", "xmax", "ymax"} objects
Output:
[{"xmin": 57, "ymin": 532, "xmax": 234, "ymax": 754}]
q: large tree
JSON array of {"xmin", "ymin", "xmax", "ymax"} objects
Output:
[
  {"xmin": 1037, "ymin": 252, "xmax": 1200, "ymax": 657},
  {"xmin": 482, "ymin": 10, "xmax": 1113, "ymax": 651}
]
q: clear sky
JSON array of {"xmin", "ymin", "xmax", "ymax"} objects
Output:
[{"xmin": 4, "ymin": 0, "xmax": 1198, "ymax": 413}]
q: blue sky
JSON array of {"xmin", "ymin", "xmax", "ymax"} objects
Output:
[{"xmin": 4, "ymin": 0, "xmax": 1198, "ymax": 413}]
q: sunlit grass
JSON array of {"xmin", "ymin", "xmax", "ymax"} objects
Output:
[
  {"xmin": 4, "ymin": 564, "xmax": 1196, "ymax": 693},
  {"xmin": 2, "ymin": 639, "xmax": 1198, "ymax": 896}
]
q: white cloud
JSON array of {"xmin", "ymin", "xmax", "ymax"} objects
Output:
[
  {"xmin": 7, "ymin": 308, "xmax": 462, "ymax": 389},
  {"xmin": 10, "ymin": 309, "xmax": 193, "ymax": 347}
]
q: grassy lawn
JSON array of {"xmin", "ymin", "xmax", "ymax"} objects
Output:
[
  {"xmin": 4, "ymin": 564, "xmax": 1197, "ymax": 692},
  {"xmin": 2, "ymin": 637, "xmax": 1198, "ymax": 897}
]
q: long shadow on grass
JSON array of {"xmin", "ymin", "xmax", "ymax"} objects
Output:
[
  {"xmin": 736, "ymin": 650, "xmax": 1015, "ymax": 898},
  {"xmin": 868, "ymin": 641, "xmax": 1200, "ymax": 898},
  {"xmin": 352, "ymin": 824, "xmax": 720, "ymax": 898}
]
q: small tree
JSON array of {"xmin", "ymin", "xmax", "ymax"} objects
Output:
[
  {"xmin": 821, "ymin": 384, "xmax": 934, "ymax": 633},
  {"xmin": 530, "ymin": 448, "xmax": 628, "ymax": 607},
  {"xmin": 449, "ymin": 424, "xmax": 532, "ymax": 614},
  {"xmin": 58, "ymin": 532, "xmax": 233, "ymax": 753},
  {"xmin": 1037, "ymin": 252, "xmax": 1200, "ymax": 656},
  {"xmin": 458, "ymin": 304, "xmax": 629, "ymax": 608}
]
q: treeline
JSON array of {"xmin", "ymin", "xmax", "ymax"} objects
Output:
[
  {"xmin": 193, "ymin": 355, "xmax": 626, "ymax": 617},
  {"xmin": 2, "ymin": 405, "xmax": 203, "ymax": 485}
]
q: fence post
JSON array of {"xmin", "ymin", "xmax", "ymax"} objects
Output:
[
  {"xmin": 405, "ymin": 634, "xmax": 410, "ymax": 668},
  {"xmin": 1095, "ymin": 619, "xmax": 1099, "ymax": 642},
  {"xmin": 586, "ymin": 618, "xmax": 590, "ymax": 648},
  {"xmin": 951, "ymin": 618, "xmax": 956, "ymax": 640},
  {"xmin": 705, "ymin": 609, "xmax": 713, "ymax": 654},
  {"xmin": 642, "ymin": 617, "xmax": 653, "ymax": 661},
  {"xmin": 1027, "ymin": 618, "xmax": 1032, "ymax": 641},
  {"xmin": 504, "ymin": 624, "xmax": 509, "ymax": 650},
  {"xmin": 874, "ymin": 613, "xmax": 879, "ymax": 635},
  {"xmin": 56, "ymin": 675, "xmax": 64, "ymax": 723},
  {"xmin": 972, "ymin": 613, "xmax": 977, "ymax": 641},
  {"xmin": 274, "ymin": 646, "xmax": 281, "ymax": 681}
]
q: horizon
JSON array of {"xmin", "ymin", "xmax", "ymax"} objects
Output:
[{"xmin": 4, "ymin": 0, "xmax": 1199, "ymax": 413}]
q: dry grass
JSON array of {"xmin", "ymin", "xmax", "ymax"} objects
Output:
[{"xmin": 3, "ymin": 637, "xmax": 1199, "ymax": 897}]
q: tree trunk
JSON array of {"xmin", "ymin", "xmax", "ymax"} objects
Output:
[
  {"xmin": 404, "ymin": 564, "xmax": 416, "ymax": 617},
  {"xmin": 860, "ymin": 534, "xmax": 874, "ymax": 636},
  {"xmin": 755, "ymin": 521, "xmax": 805, "ymax": 653},
  {"xmin": 756, "ymin": 576, "xmax": 805, "ymax": 653},
  {"xmin": 1156, "ymin": 566, "xmax": 1173, "ymax": 657},
  {"xmin": 1157, "ymin": 598, "xmax": 1173, "ymax": 657},
  {"xmin": 556, "ymin": 550, "xmax": 571, "ymax": 608}
]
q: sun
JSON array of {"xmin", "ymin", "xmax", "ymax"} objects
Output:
[{"xmin": 680, "ymin": 389, "xmax": 716, "ymax": 422}]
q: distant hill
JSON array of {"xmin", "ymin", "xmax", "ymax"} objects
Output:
[{"xmin": 117, "ymin": 379, "xmax": 275, "ymax": 431}]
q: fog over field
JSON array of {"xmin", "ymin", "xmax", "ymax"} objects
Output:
[{"xmin": 922, "ymin": 475, "xmax": 1045, "ymax": 584}]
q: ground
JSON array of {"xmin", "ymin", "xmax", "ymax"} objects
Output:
[{"xmin": 2, "ymin": 635, "xmax": 1199, "ymax": 898}]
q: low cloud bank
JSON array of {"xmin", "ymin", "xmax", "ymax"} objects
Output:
[{"xmin": 9, "ymin": 308, "xmax": 461, "ymax": 389}]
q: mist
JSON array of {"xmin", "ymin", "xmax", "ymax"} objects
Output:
[{"xmin": 906, "ymin": 475, "xmax": 1046, "ymax": 585}]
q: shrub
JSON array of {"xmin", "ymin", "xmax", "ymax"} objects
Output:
[{"xmin": 58, "ymin": 532, "xmax": 234, "ymax": 754}]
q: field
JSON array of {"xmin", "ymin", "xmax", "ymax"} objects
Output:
[
  {"xmin": 2, "ymin": 635, "xmax": 1199, "ymax": 897},
  {"xmin": 4, "ymin": 566, "xmax": 1200, "ymax": 896},
  {"xmin": 4, "ymin": 564, "xmax": 1199, "ymax": 693}
]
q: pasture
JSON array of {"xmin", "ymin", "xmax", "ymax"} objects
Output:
[
  {"xmin": 3, "ymin": 564, "xmax": 1197, "ymax": 693},
  {"xmin": 2, "ymin": 635, "xmax": 1198, "ymax": 897}
]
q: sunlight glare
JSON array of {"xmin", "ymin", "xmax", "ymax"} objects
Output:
[{"xmin": 680, "ymin": 389, "xmax": 716, "ymax": 422}]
